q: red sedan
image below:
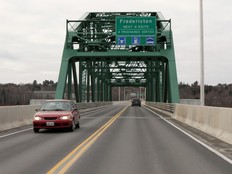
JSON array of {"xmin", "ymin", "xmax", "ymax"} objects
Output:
[{"xmin": 33, "ymin": 100, "xmax": 80, "ymax": 133}]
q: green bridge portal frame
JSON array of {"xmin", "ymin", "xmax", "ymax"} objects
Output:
[{"xmin": 55, "ymin": 12, "xmax": 179, "ymax": 103}]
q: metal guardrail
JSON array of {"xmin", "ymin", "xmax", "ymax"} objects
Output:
[
  {"xmin": 145, "ymin": 102, "xmax": 176, "ymax": 113},
  {"xmin": 180, "ymin": 99, "xmax": 200, "ymax": 105}
]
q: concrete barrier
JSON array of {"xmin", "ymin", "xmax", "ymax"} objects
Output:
[
  {"xmin": 0, "ymin": 105, "xmax": 39, "ymax": 131},
  {"xmin": 0, "ymin": 102, "xmax": 112, "ymax": 131},
  {"xmin": 174, "ymin": 104, "xmax": 232, "ymax": 145}
]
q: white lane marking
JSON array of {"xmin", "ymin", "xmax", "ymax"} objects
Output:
[
  {"xmin": 0, "ymin": 128, "xmax": 32, "ymax": 139},
  {"xmin": 145, "ymin": 107, "xmax": 232, "ymax": 165}
]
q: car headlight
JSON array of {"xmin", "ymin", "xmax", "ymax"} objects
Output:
[
  {"xmin": 60, "ymin": 116, "xmax": 72, "ymax": 120},
  {"xmin": 34, "ymin": 116, "xmax": 42, "ymax": 121}
]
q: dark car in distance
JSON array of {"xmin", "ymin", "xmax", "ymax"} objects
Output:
[
  {"xmin": 33, "ymin": 100, "xmax": 80, "ymax": 133},
  {"xmin": 131, "ymin": 98, "xmax": 141, "ymax": 107}
]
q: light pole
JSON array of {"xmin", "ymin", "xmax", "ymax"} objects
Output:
[
  {"xmin": 119, "ymin": 87, "xmax": 120, "ymax": 101},
  {"xmin": 200, "ymin": 0, "xmax": 205, "ymax": 106},
  {"xmin": 124, "ymin": 87, "xmax": 126, "ymax": 101}
]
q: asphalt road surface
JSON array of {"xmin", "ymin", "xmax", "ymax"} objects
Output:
[{"xmin": 0, "ymin": 103, "xmax": 231, "ymax": 174}]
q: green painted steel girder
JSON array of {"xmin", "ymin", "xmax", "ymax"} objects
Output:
[{"xmin": 55, "ymin": 12, "xmax": 179, "ymax": 103}]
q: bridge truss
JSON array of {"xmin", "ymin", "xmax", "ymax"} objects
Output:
[{"xmin": 55, "ymin": 12, "xmax": 179, "ymax": 103}]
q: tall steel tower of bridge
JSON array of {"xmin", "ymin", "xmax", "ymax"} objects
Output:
[{"xmin": 55, "ymin": 12, "xmax": 179, "ymax": 103}]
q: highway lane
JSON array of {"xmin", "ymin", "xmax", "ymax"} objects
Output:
[
  {"xmin": 0, "ymin": 103, "xmax": 232, "ymax": 174},
  {"xmin": 61, "ymin": 105, "xmax": 232, "ymax": 174},
  {"xmin": 0, "ymin": 104, "xmax": 126, "ymax": 174}
]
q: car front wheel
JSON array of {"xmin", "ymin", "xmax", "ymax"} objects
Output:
[
  {"xmin": 34, "ymin": 128, "xmax": 39, "ymax": 133},
  {"xmin": 69, "ymin": 120, "xmax": 75, "ymax": 132},
  {"xmin": 76, "ymin": 121, "xmax": 80, "ymax": 129}
]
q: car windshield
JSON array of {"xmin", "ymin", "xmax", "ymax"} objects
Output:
[
  {"xmin": 132, "ymin": 99, "xmax": 140, "ymax": 102},
  {"xmin": 40, "ymin": 101, "xmax": 71, "ymax": 111}
]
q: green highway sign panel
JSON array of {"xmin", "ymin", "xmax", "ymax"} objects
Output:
[
  {"xmin": 116, "ymin": 16, "xmax": 156, "ymax": 46},
  {"xmin": 116, "ymin": 17, "xmax": 156, "ymax": 35}
]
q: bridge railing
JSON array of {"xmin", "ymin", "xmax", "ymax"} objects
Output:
[{"xmin": 145, "ymin": 101, "xmax": 175, "ymax": 114}]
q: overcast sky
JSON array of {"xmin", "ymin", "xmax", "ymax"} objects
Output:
[{"xmin": 0, "ymin": 0, "xmax": 231, "ymax": 85}]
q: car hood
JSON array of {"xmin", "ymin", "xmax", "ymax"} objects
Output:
[{"xmin": 35, "ymin": 111, "xmax": 71, "ymax": 117}]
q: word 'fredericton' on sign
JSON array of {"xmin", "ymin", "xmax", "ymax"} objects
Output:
[{"xmin": 119, "ymin": 19, "xmax": 153, "ymax": 24}]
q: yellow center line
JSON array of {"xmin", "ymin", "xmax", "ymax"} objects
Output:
[{"xmin": 47, "ymin": 105, "xmax": 129, "ymax": 174}]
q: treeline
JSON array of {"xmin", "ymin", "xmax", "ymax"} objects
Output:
[
  {"xmin": 179, "ymin": 81, "xmax": 232, "ymax": 107},
  {"xmin": 0, "ymin": 80, "xmax": 56, "ymax": 105},
  {"xmin": 1, "ymin": 80, "xmax": 232, "ymax": 107}
]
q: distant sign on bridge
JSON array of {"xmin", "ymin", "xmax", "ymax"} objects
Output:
[{"xmin": 116, "ymin": 16, "xmax": 156, "ymax": 46}]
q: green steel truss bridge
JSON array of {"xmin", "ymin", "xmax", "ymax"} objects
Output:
[{"xmin": 55, "ymin": 12, "xmax": 179, "ymax": 103}]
